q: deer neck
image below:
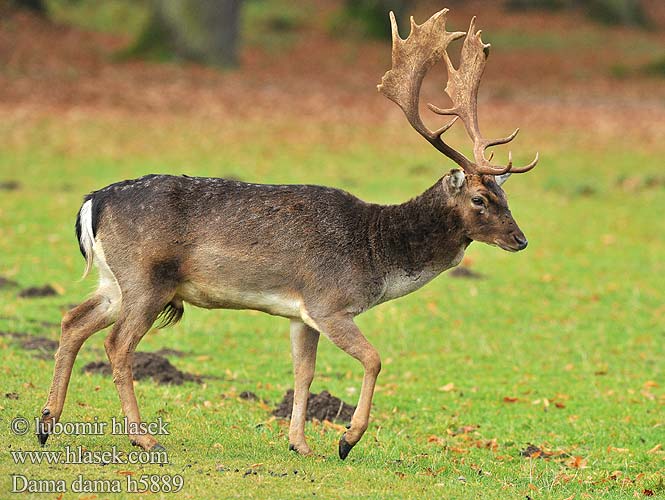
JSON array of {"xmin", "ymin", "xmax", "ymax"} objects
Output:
[{"xmin": 373, "ymin": 179, "xmax": 471, "ymax": 280}]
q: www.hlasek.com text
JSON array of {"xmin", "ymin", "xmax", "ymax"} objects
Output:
[{"xmin": 11, "ymin": 445, "xmax": 168, "ymax": 465}]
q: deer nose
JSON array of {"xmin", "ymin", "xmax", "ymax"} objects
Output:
[{"xmin": 512, "ymin": 233, "xmax": 528, "ymax": 250}]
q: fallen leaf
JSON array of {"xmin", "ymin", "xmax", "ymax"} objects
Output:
[
  {"xmin": 422, "ymin": 466, "xmax": 445, "ymax": 477},
  {"xmin": 117, "ymin": 470, "xmax": 134, "ymax": 476},
  {"xmin": 503, "ymin": 396, "xmax": 519, "ymax": 403},
  {"xmin": 647, "ymin": 443, "xmax": 662, "ymax": 454},
  {"xmin": 428, "ymin": 435, "xmax": 445, "ymax": 444},
  {"xmin": 258, "ymin": 400, "xmax": 272, "ymax": 412},
  {"xmin": 439, "ymin": 382, "xmax": 455, "ymax": 392},
  {"xmin": 520, "ymin": 444, "xmax": 553, "ymax": 459},
  {"xmin": 553, "ymin": 472, "xmax": 574, "ymax": 485},
  {"xmin": 643, "ymin": 380, "xmax": 659, "ymax": 388},
  {"xmin": 450, "ymin": 425, "xmax": 478, "ymax": 436},
  {"xmin": 475, "ymin": 438, "xmax": 498, "ymax": 450},
  {"xmin": 566, "ymin": 456, "xmax": 588, "ymax": 469},
  {"xmin": 322, "ymin": 420, "xmax": 347, "ymax": 433},
  {"xmin": 450, "ymin": 446, "xmax": 469, "ymax": 454}
]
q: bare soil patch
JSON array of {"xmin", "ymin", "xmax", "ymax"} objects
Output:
[
  {"xmin": 82, "ymin": 352, "xmax": 201, "ymax": 385},
  {"xmin": 239, "ymin": 391, "xmax": 259, "ymax": 401},
  {"xmin": 0, "ymin": 180, "xmax": 20, "ymax": 191},
  {"xmin": 20, "ymin": 336, "xmax": 59, "ymax": 358},
  {"xmin": 18, "ymin": 285, "xmax": 58, "ymax": 298},
  {"xmin": 449, "ymin": 267, "xmax": 486, "ymax": 280},
  {"xmin": 0, "ymin": 276, "xmax": 19, "ymax": 289},
  {"xmin": 273, "ymin": 389, "xmax": 355, "ymax": 424},
  {"xmin": 0, "ymin": 330, "xmax": 59, "ymax": 359}
]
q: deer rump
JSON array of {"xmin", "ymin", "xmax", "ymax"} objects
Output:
[{"xmin": 74, "ymin": 174, "xmax": 381, "ymax": 327}]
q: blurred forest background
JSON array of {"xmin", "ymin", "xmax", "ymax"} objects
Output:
[
  {"xmin": 0, "ymin": 0, "xmax": 664, "ymax": 146},
  {"xmin": 2, "ymin": 0, "xmax": 665, "ymax": 121},
  {"xmin": 2, "ymin": 0, "xmax": 665, "ymax": 166}
]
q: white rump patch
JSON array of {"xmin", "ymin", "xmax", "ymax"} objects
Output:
[{"xmin": 79, "ymin": 200, "xmax": 95, "ymax": 278}]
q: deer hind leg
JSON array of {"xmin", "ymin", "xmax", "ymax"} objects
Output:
[
  {"xmin": 39, "ymin": 293, "xmax": 118, "ymax": 446},
  {"xmin": 306, "ymin": 312, "xmax": 381, "ymax": 460},
  {"xmin": 288, "ymin": 320, "xmax": 320, "ymax": 456},
  {"xmin": 103, "ymin": 289, "xmax": 173, "ymax": 451}
]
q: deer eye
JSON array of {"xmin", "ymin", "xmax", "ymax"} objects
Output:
[{"xmin": 471, "ymin": 196, "xmax": 485, "ymax": 207}]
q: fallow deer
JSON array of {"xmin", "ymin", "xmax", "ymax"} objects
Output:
[{"xmin": 39, "ymin": 9, "xmax": 538, "ymax": 460}]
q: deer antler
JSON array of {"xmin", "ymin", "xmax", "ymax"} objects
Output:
[{"xmin": 378, "ymin": 10, "xmax": 538, "ymax": 176}]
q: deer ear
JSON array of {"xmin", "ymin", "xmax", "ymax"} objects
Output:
[
  {"xmin": 446, "ymin": 169, "xmax": 466, "ymax": 191},
  {"xmin": 495, "ymin": 172, "xmax": 512, "ymax": 186}
]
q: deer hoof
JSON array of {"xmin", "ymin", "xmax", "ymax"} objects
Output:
[
  {"xmin": 38, "ymin": 411, "xmax": 51, "ymax": 447},
  {"xmin": 289, "ymin": 443, "xmax": 313, "ymax": 456},
  {"xmin": 338, "ymin": 434, "xmax": 355, "ymax": 460},
  {"xmin": 37, "ymin": 426, "xmax": 49, "ymax": 447}
]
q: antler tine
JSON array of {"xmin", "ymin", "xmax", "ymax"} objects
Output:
[
  {"xmin": 472, "ymin": 129, "xmax": 539, "ymax": 174},
  {"xmin": 506, "ymin": 152, "xmax": 539, "ymax": 173},
  {"xmin": 433, "ymin": 116, "xmax": 459, "ymax": 137}
]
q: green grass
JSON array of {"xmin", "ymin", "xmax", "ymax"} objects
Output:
[
  {"xmin": 0, "ymin": 113, "xmax": 663, "ymax": 499},
  {"xmin": 48, "ymin": 0, "xmax": 150, "ymax": 37}
]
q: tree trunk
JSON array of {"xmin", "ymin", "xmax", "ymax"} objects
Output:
[
  {"xmin": 344, "ymin": 0, "xmax": 407, "ymax": 39},
  {"xmin": 12, "ymin": 0, "xmax": 46, "ymax": 14},
  {"xmin": 130, "ymin": 0, "xmax": 242, "ymax": 67}
]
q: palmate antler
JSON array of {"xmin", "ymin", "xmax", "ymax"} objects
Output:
[{"xmin": 378, "ymin": 9, "xmax": 538, "ymax": 176}]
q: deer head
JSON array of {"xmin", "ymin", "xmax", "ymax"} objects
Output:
[{"xmin": 378, "ymin": 9, "xmax": 538, "ymax": 252}]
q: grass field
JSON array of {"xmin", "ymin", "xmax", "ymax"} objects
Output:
[
  {"xmin": 0, "ymin": 111, "xmax": 663, "ymax": 499},
  {"xmin": 1, "ymin": 1, "xmax": 664, "ymax": 499}
]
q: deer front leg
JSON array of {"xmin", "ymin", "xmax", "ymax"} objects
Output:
[
  {"xmin": 288, "ymin": 320, "xmax": 319, "ymax": 455},
  {"xmin": 103, "ymin": 300, "xmax": 166, "ymax": 451},
  {"xmin": 308, "ymin": 313, "xmax": 381, "ymax": 460}
]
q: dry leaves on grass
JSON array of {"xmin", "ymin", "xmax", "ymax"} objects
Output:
[
  {"xmin": 520, "ymin": 444, "xmax": 570, "ymax": 460},
  {"xmin": 565, "ymin": 455, "xmax": 588, "ymax": 469}
]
